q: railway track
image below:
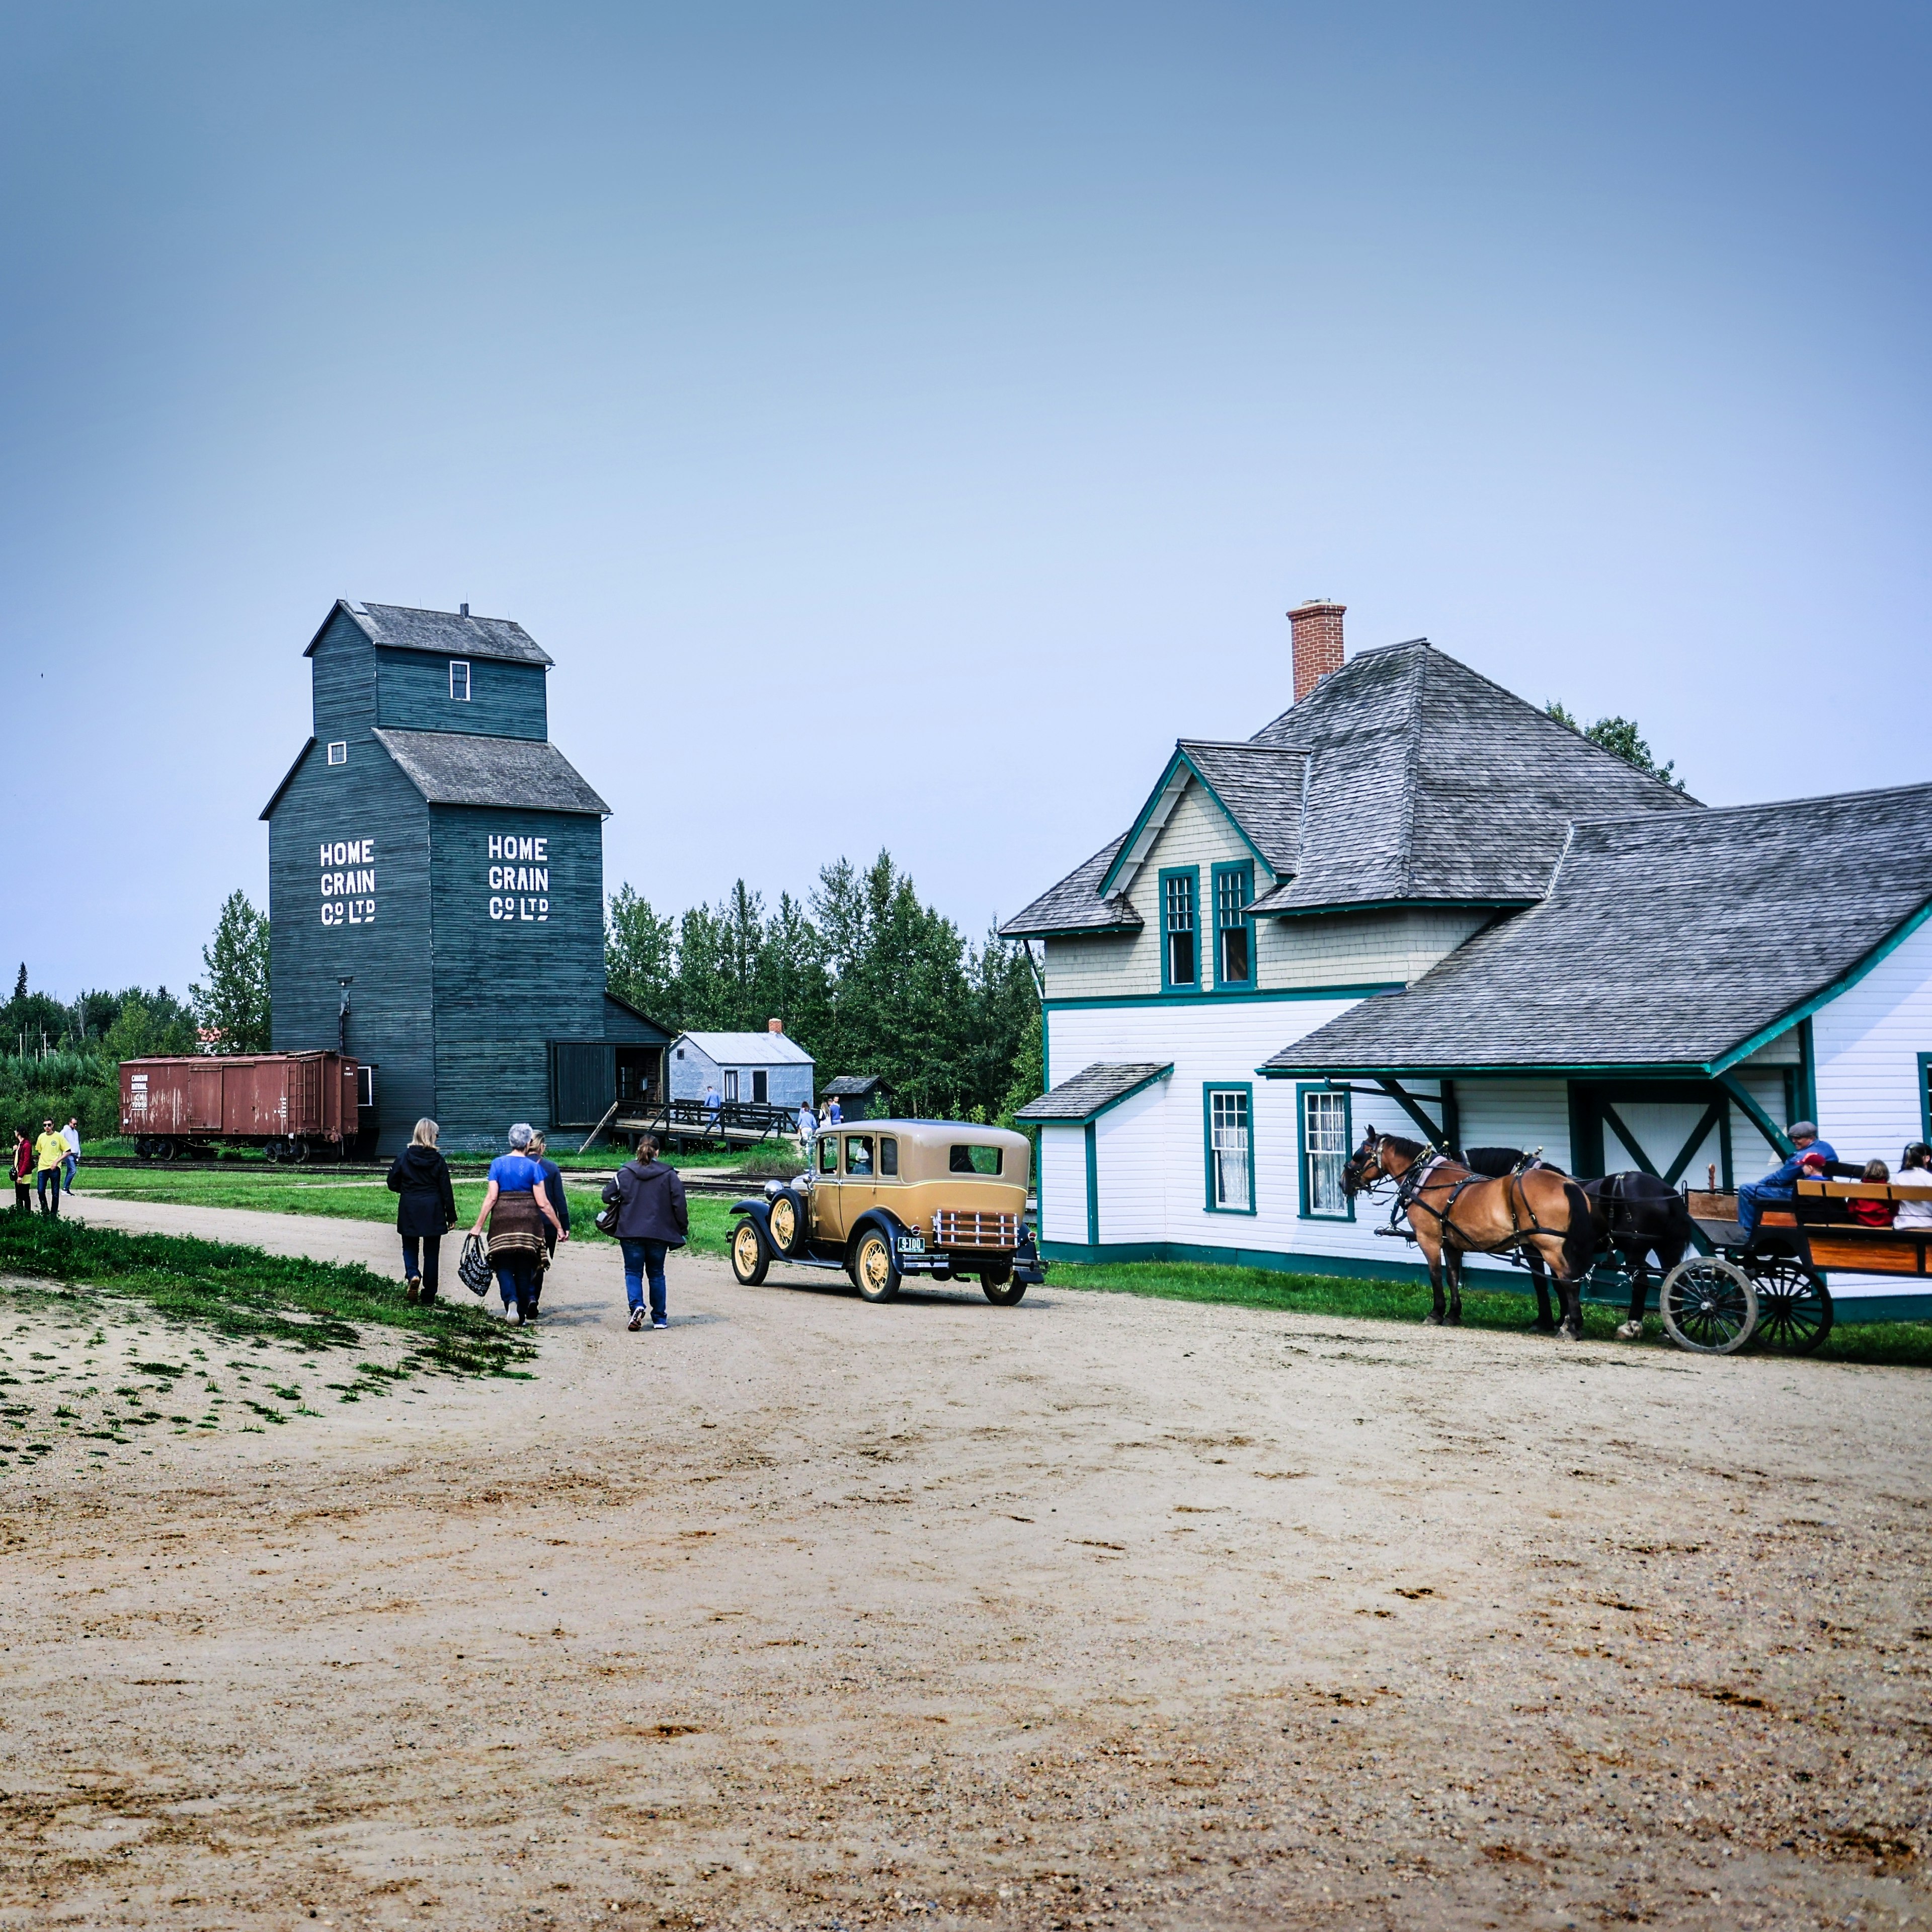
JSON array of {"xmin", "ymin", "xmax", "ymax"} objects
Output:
[{"xmin": 78, "ymin": 1156, "xmax": 772, "ymax": 1198}]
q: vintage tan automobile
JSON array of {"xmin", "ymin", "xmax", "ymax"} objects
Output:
[{"xmin": 728, "ymin": 1120, "xmax": 1044, "ymax": 1304}]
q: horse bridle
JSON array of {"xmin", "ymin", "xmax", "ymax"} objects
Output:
[{"xmin": 1353, "ymin": 1133, "xmax": 1550, "ymax": 1254}]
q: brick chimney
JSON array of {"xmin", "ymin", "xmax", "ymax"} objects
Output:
[
  {"xmin": 768, "ymin": 1017, "xmax": 783, "ymax": 1034},
  {"xmin": 1289, "ymin": 599, "xmax": 1345, "ymax": 703}
]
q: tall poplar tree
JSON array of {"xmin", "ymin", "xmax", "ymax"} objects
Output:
[{"xmin": 189, "ymin": 891, "xmax": 272, "ymax": 1052}]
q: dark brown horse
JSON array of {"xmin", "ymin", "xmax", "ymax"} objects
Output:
[
  {"xmin": 1342, "ymin": 1130, "xmax": 1599, "ymax": 1338},
  {"xmin": 1464, "ymin": 1148, "xmax": 1700, "ymax": 1337}
]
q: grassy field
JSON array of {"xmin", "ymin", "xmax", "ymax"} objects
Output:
[
  {"xmin": 1048, "ymin": 1254, "xmax": 1932, "ymax": 1366},
  {"xmin": 82, "ymin": 1139, "xmax": 794, "ymax": 1174}
]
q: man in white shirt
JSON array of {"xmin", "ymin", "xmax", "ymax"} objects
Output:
[{"xmin": 60, "ymin": 1118, "xmax": 80, "ymax": 1194}]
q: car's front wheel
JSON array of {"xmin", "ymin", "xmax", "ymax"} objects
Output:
[
  {"xmin": 850, "ymin": 1228, "xmax": 901, "ymax": 1303},
  {"xmin": 730, "ymin": 1219, "xmax": 771, "ymax": 1286}
]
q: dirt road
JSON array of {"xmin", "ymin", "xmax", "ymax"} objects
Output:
[{"xmin": 1, "ymin": 1196, "xmax": 1927, "ymax": 1930}]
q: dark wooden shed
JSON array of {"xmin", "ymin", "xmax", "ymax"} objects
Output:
[
  {"xmin": 262, "ymin": 599, "xmax": 667, "ymax": 1152},
  {"xmin": 823, "ymin": 1073, "xmax": 895, "ymax": 1120}
]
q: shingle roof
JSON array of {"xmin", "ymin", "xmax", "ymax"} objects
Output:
[
  {"xmin": 1247, "ymin": 639, "xmax": 1695, "ymax": 912},
  {"xmin": 678, "ymin": 1031, "xmax": 816, "ymax": 1067},
  {"xmin": 1179, "ymin": 742, "xmax": 1305, "ymax": 876},
  {"xmin": 1262, "ymin": 781, "xmax": 1932, "ymax": 1076},
  {"xmin": 824, "ymin": 1074, "xmax": 889, "ymax": 1096},
  {"xmin": 1014, "ymin": 1062, "xmax": 1173, "ymax": 1123},
  {"xmin": 306, "ymin": 599, "xmax": 552, "ymax": 667},
  {"xmin": 1002, "ymin": 637, "xmax": 1695, "ymax": 936},
  {"xmin": 371, "ymin": 728, "xmax": 609, "ymax": 814},
  {"xmin": 1001, "ymin": 834, "xmax": 1144, "ymax": 939}
]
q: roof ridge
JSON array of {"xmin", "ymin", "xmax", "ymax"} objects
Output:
[
  {"xmin": 1395, "ymin": 648, "xmax": 1426, "ymax": 896},
  {"xmin": 1180, "ymin": 738, "xmax": 1304, "ymax": 755},
  {"xmin": 1567, "ymin": 774, "xmax": 1932, "ymax": 829}
]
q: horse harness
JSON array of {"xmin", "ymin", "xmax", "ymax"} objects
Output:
[{"xmin": 1386, "ymin": 1144, "xmax": 1554, "ymax": 1260}]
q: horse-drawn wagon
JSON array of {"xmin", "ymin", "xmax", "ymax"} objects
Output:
[
  {"xmin": 1345, "ymin": 1127, "xmax": 1922, "ymax": 1357},
  {"xmin": 1656, "ymin": 1173, "xmax": 1930, "ymax": 1355}
]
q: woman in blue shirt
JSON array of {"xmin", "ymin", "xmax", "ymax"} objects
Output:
[{"xmin": 466, "ymin": 1122, "xmax": 564, "ymax": 1325}]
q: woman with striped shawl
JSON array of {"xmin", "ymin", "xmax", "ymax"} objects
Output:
[{"xmin": 466, "ymin": 1122, "xmax": 565, "ymax": 1326}]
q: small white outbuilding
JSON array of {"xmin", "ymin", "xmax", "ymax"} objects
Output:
[{"xmin": 668, "ymin": 1022, "xmax": 816, "ymax": 1111}]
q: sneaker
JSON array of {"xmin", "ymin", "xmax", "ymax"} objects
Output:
[
  {"xmin": 627, "ymin": 1307, "xmax": 646, "ymax": 1332},
  {"xmin": 652, "ymin": 1317, "xmax": 668, "ymax": 1330},
  {"xmin": 507, "ymin": 1307, "xmax": 523, "ymax": 1326},
  {"xmin": 405, "ymin": 1278, "xmax": 422, "ymax": 1303}
]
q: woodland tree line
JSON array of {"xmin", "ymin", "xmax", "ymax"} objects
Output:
[{"xmin": 606, "ymin": 850, "xmax": 1042, "ymax": 1125}]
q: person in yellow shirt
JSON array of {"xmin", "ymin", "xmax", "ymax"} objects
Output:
[{"xmin": 34, "ymin": 1120, "xmax": 66, "ymax": 1219}]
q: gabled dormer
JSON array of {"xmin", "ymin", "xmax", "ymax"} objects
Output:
[{"xmin": 304, "ymin": 599, "xmax": 551, "ymax": 749}]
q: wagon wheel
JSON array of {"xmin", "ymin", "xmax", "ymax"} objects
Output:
[
  {"xmin": 1658, "ymin": 1255, "xmax": 1757, "ymax": 1355},
  {"xmin": 1749, "ymin": 1259, "xmax": 1834, "ymax": 1355}
]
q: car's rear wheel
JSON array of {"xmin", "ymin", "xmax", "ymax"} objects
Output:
[
  {"xmin": 730, "ymin": 1220, "xmax": 771, "ymax": 1286},
  {"xmin": 851, "ymin": 1228, "xmax": 901, "ymax": 1303},
  {"xmin": 982, "ymin": 1265, "xmax": 1027, "ymax": 1307}
]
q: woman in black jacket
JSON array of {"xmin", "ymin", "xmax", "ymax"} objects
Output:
[
  {"xmin": 387, "ymin": 1118, "xmax": 458, "ymax": 1302},
  {"xmin": 600, "ymin": 1134, "xmax": 688, "ymax": 1332}
]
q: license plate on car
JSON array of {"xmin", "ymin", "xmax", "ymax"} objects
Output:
[{"xmin": 897, "ymin": 1235, "xmax": 925, "ymax": 1254}]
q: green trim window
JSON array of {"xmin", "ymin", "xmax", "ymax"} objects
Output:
[
  {"xmin": 1298, "ymin": 1082, "xmax": 1354, "ymax": 1221},
  {"xmin": 1920, "ymin": 1053, "xmax": 1932, "ymax": 1147},
  {"xmin": 1212, "ymin": 861, "xmax": 1255, "ymax": 988},
  {"xmin": 1203, "ymin": 1084, "xmax": 1255, "ymax": 1214},
  {"xmin": 1160, "ymin": 867, "xmax": 1200, "ymax": 992}
]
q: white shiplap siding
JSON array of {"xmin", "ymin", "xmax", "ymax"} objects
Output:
[
  {"xmin": 1093, "ymin": 1080, "xmax": 1170, "ymax": 1244},
  {"xmin": 1038, "ymin": 1125, "xmax": 1088, "ymax": 1247}
]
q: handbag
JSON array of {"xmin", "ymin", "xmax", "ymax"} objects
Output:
[
  {"xmin": 457, "ymin": 1231, "xmax": 494, "ymax": 1296},
  {"xmin": 594, "ymin": 1164, "xmax": 631, "ymax": 1237}
]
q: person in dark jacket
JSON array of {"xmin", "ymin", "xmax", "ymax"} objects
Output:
[
  {"xmin": 387, "ymin": 1118, "xmax": 458, "ymax": 1302},
  {"xmin": 601, "ymin": 1134, "xmax": 688, "ymax": 1331},
  {"xmin": 525, "ymin": 1132, "xmax": 572, "ymax": 1318}
]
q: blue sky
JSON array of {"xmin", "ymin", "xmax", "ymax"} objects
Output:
[{"xmin": 4, "ymin": 2, "xmax": 1928, "ymax": 999}]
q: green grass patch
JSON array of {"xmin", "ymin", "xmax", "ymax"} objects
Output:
[
  {"xmin": 73, "ymin": 1162, "xmax": 739, "ymax": 1261},
  {"xmin": 0, "ymin": 1216, "xmax": 534, "ymax": 1378},
  {"xmin": 1049, "ymin": 1256, "xmax": 1932, "ymax": 1366}
]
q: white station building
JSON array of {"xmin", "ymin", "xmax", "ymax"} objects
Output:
[{"xmin": 1006, "ymin": 603, "xmax": 1932, "ymax": 1322}]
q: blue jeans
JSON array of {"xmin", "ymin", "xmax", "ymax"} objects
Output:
[
  {"xmin": 621, "ymin": 1238, "xmax": 669, "ymax": 1321},
  {"xmin": 495, "ymin": 1256, "xmax": 537, "ymax": 1317},
  {"xmin": 401, "ymin": 1234, "xmax": 441, "ymax": 1295},
  {"xmin": 60, "ymin": 1155, "xmax": 76, "ymax": 1193},
  {"xmin": 1735, "ymin": 1179, "xmax": 1789, "ymax": 1236}
]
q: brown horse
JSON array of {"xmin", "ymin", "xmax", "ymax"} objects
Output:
[{"xmin": 1342, "ymin": 1129, "xmax": 1599, "ymax": 1338}]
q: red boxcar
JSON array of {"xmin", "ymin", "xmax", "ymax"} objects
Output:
[{"xmin": 120, "ymin": 1053, "xmax": 366, "ymax": 1162}]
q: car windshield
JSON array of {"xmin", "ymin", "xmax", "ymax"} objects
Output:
[{"xmin": 949, "ymin": 1145, "xmax": 1002, "ymax": 1175}]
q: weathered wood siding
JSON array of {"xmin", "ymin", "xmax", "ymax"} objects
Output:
[
  {"xmin": 375, "ymin": 648, "xmax": 548, "ymax": 740},
  {"xmin": 309, "ymin": 612, "xmax": 378, "ymax": 741},
  {"xmin": 668, "ymin": 1040, "xmax": 814, "ymax": 1108},
  {"xmin": 427, "ymin": 804, "xmax": 609, "ymax": 1151},
  {"xmin": 267, "ymin": 737, "xmax": 437, "ymax": 1151}
]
